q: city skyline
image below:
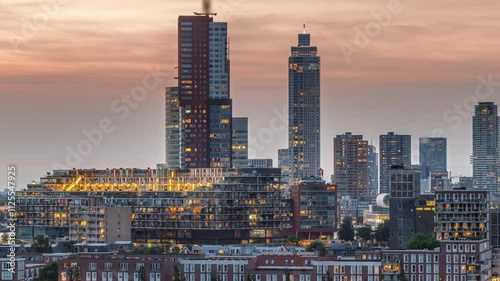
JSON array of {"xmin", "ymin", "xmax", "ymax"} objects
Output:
[{"xmin": 2, "ymin": 0, "xmax": 500, "ymax": 187}]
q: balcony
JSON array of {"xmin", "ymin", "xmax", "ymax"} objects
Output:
[{"xmin": 382, "ymin": 262, "xmax": 400, "ymax": 275}]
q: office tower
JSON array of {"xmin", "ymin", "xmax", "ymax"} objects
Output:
[
  {"xmin": 490, "ymin": 209, "xmax": 500, "ymax": 248},
  {"xmin": 290, "ymin": 179, "xmax": 337, "ymax": 240},
  {"xmin": 430, "ymin": 171, "xmax": 450, "ymax": 191},
  {"xmin": 434, "ymin": 189, "xmax": 492, "ymax": 281},
  {"xmin": 459, "ymin": 176, "xmax": 473, "ymax": 189},
  {"xmin": 472, "ymin": 102, "xmax": 500, "ymax": 194},
  {"xmin": 232, "ymin": 117, "xmax": 248, "ymax": 168},
  {"xmin": 208, "ymin": 21, "xmax": 232, "ymax": 168},
  {"xmin": 288, "ymin": 28, "xmax": 321, "ymax": 184},
  {"xmin": 388, "ymin": 166, "xmax": 421, "ymax": 249},
  {"xmin": 278, "ymin": 148, "xmax": 291, "ymax": 185},
  {"xmin": 248, "ymin": 159, "xmax": 273, "ymax": 168},
  {"xmin": 379, "ymin": 132, "xmax": 411, "ymax": 194},
  {"xmin": 178, "ymin": 14, "xmax": 232, "ymax": 168},
  {"xmin": 165, "ymin": 87, "xmax": 184, "ymax": 168},
  {"xmin": 367, "ymin": 145, "xmax": 379, "ymax": 197},
  {"xmin": 208, "ymin": 21, "xmax": 230, "ymax": 99},
  {"xmin": 333, "ymin": 132, "xmax": 370, "ymax": 199},
  {"xmin": 419, "ymin": 137, "xmax": 447, "ymax": 179}
]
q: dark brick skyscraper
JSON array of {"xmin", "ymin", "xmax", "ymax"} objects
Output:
[
  {"xmin": 176, "ymin": 14, "xmax": 232, "ymax": 168},
  {"xmin": 178, "ymin": 15, "xmax": 212, "ymax": 167}
]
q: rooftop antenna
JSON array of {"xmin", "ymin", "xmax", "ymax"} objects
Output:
[
  {"xmin": 195, "ymin": 0, "xmax": 217, "ymax": 16},
  {"xmin": 303, "ymin": 23, "xmax": 306, "ymax": 34}
]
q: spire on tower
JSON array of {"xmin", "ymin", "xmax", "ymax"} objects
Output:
[{"xmin": 303, "ymin": 23, "xmax": 306, "ymax": 34}]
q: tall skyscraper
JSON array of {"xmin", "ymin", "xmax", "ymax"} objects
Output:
[
  {"xmin": 231, "ymin": 117, "xmax": 248, "ymax": 168},
  {"xmin": 288, "ymin": 28, "xmax": 321, "ymax": 184},
  {"xmin": 278, "ymin": 148, "xmax": 291, "ymax": 185},
  {"xmin": 379, "ymin": 132, "xmax": 411, "ymax": 194},
  {"xmin": 177, "ymin": 12, "xmax": 232, "ymax": 168},
  {"xmin": 419, "ymin": 137, "xmax": 447, "ymax": 179},
  {"xmin": 472, "ymin": 102, "xmax": 500, "ymax": 194},
  {"xmin": 333, "ymin": 132, "xmax": 370, "ymax": 199},
  {"xmin": 367, "ymin": 145, "xmax": 379, "ymax": 198},
  {"xmin": 165, "ymin": 86, "xmax": 184, "ymax": 168}
]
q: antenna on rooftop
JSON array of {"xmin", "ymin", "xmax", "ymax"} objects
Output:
[
  {"xmin": 195, "ymin": 0, "xmax": 217, "ymax": 16},
  {"xmin": 303, "ymin": 23, "xmax": 306, "ymax": 34}
]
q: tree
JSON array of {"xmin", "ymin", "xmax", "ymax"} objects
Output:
[
  {"xmin": 32, "ymin": 235, "xmax": 52, "ymax": 253},
  {"xmin": 60, "ymin": 241, "xmax": 76, "ymax": 253},
  {"xmin": 139, "ymin": 265, "xmax": 147, "ymax": 281},
  {"xmin": 322, "ymin": 271, "xmax": 332, "ymax": 281},
  {"xmin": 132, "ymin": 246, "xmax": 163, "ymax": 254},
  {"xmin": 337, "ymin": 217, "xmax": 355, "ymax": 242},
  {"xmin": 171, "ymin": 246, "xmax": 181, "ymax": 254},
  {"xmin": 163, "ymin": 243, "xmax": 172, "ymax": 253},
  {"xmin": 399, "ymin": 261, "xmax": 408, "ymax": 281},
  {"xmin": 406, "ymin": 233, "xmax": 439, "ymax": 250},
  {"xmin": 210, "ymin": 272, "xmax": 221, "ymax": 281},
  {"xmin": 356, "ymin": 226, "xmax": 374, "ymax": 243},
  {"xmin": 284, "ymin": 269, "xmax": 291, "ymax": 281},
  {"xmin": 247, "ymin": 275, "xmax": 256, "ymax": 281},
  {"xmin": 286, "ymin": 236, "xmax": 301, "ymax": 246},
  {"xmin": 306, "ymin": 240, "xmax": 327, "ymax": 256},
  {"xmin": 67, "ymin": 264, "xmax": 80, "ymax": 281},
  {"xmin": 35, "ymin": 261, "xmax": 58, "ymax": 281},
  {"xmin": 374, "ymin": 223, "xmax": 390, "ymax": 245}
]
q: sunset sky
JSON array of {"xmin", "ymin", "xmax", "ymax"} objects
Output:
[{"xmin": 2, "ymin": 0, "xmax": 500, "ymax": 188}]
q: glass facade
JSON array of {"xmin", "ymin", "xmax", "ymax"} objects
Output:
[
  {"xmin": 472, "ymin": 102, "xmax": 500, "ymax": 195},
  {"xmin": 175, "ymin": 16, "xmax": 233, "ymax": 169},
  {"xmin": 232, "ymin": 117, "xmax": 248, "ymax": 168},
  {"xmin": 379, "ymin": 132, "xmax": 411, "ymax": 194},
  {"xmin": 419, "ymin": 137, "xmax": 447, "ymax": 179},
  {"xmin": 288, "ymin": 33, "xmax": 321, "ymax": 185},
  {"xmin": 16, "ymin": 167, "xmax": 290, "ymax": 244}
]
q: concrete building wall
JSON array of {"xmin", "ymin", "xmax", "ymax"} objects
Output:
[{"xmin": 105, "ymin": 206, "xmax": 132, "ymax": 244}]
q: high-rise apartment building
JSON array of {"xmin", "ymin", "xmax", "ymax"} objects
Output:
[
  {"xmin": 379, "ymin": 132, "xmax": 411, "ymax": 194},
  {"xmin": 333, "ymin": 132, "xmax": 370, "ymax": 199},
  {"xmin": 419, "ymin": 137, "xmax": 447, "ymax": 179},
  {"xmin": 388, "ymin": 166, "xmax": 421, "ymax": 249},
  {"xmin": 177, "ymin": 14, "xmax": 232, "ymax": 168},
  {"xmin": 367, "ymin": 145, "xmax": 379, "ymax": 197},
  {"xmin": 232, "ymin": 117, "xmax": 248, "ymax": 168},
  {"xmin": 278, "ymin": 148, "xmax": 291, "ymax": 185},
  {"xmin": 288, "ymin": 29, "xmax": 321, "ymax": 184},
  {"xmin": 434, "ymin": 189, "xmax": 492, "ymax": 281},
  {"xmin": 472, "ymin": 102, "xmax": 500, "ymax": 195},
  {"xmin": 290, "ymin": 179, "xmax": 337, "ymax": 240},
  {"xmin": 165, "ymin": 87, "xmax": 184, "ymax": 168}
]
